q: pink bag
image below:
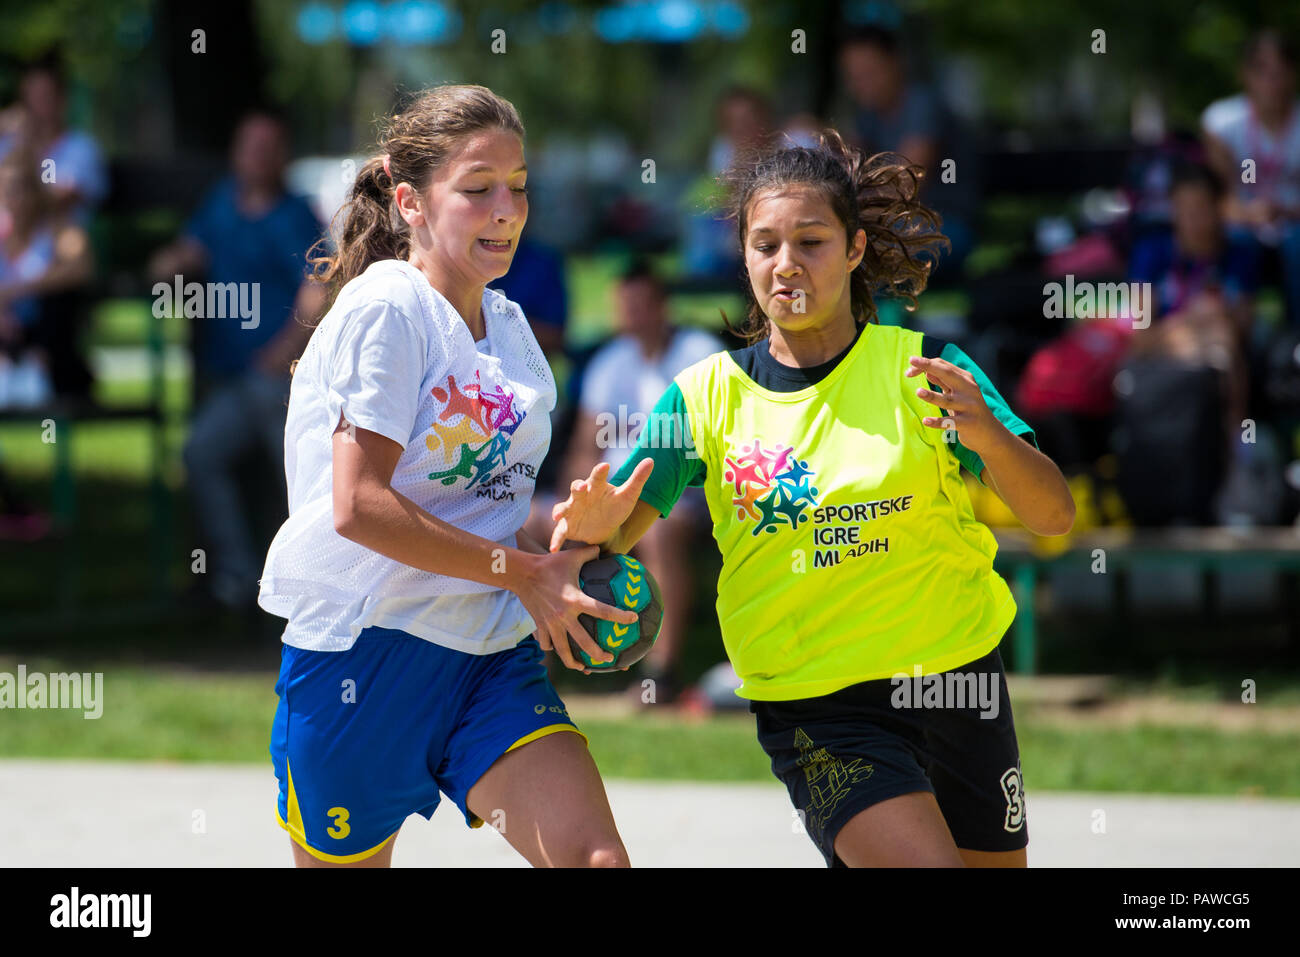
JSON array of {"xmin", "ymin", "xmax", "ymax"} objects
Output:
[{"xmin": 1015, "ymin": 320, "xmax": 1133, "ymax": 417}]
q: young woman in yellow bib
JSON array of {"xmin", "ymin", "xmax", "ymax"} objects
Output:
[{"xmin": 550, "ymin": 131, "xmax": 1075, "ymax": 867}]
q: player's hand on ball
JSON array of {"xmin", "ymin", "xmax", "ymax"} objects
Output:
[
  {"xmin": 567, "ymin": 554, "xmax": 663, "ymax": 673},
  {"xmin": 513, "ymin": 544, "xmax": 639, "ymax": 673},
  {"xmin": 549, "ymin": 459, "xmax": 653, "ymax": 552},
  {"xmin": 906, "ymin": 355, "xmax": 999, "ymax": 457}
]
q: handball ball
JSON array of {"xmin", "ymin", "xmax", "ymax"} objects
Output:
[{"xmin": 568, "ymin": 554, "xmax": 663, "ymax": 672}]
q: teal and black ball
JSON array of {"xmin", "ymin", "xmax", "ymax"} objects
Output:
[{"xmin": 568, "ymin": 554, "xmax": 663, "ymax": 671}]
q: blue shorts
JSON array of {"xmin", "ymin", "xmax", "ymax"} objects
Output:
[{"xmin": 270, "ymin": 626, "xmax": 584, "ymax": 864}]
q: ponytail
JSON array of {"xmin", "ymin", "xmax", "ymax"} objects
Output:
[{"xmin": 307, "ymin": 84, "xmax": 526, "ymax": 313}]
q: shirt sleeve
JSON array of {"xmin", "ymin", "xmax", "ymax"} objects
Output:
[
  {"xmin": 325, "ymin": 298, "xmax": 433, "ymax": 449},
  {"xmin": 1200, "ymin": 96, "xmax": 1240, "ymax": 141},
  {"xmin": 58, "ymin": 133, "xmax": 108, "ymax": 206},
  {"xmin": 921, "ymin": 336, "xmax": 1038, "ymax": 486},
  {"xmin": 609, "ymin": 380, "xmax": 707, "ymax": 518}
]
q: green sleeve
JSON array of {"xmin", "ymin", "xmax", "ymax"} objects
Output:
[
  {"xmin": 921, "ymin": 336, "xmax": 1039, "ymax": 486},
  {"xmin": 608, "ymin": 381, "xmax": 707, "ymax": 518}
]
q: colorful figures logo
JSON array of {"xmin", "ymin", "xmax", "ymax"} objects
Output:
[
  {"xmin": 723, "ymin": 439, "xmax": 819, "ymax": 535},
  {"xmin": 425, "ymin": 371, "xmax": 524, "ymax": 487}
]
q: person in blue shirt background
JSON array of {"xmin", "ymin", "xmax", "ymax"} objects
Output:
[
  {"xmin": 1129, "ymin": 163, "xmax": 1260, "ymax": 326},
  {"xmin": 838, "ymin": 26, "xmax": 979, "ymax": 280},
  {"xmin": 1127, "ymin": 161, "xmax": 1258, "ymax": 483},
  {"xmin": 149, "ymin": 109, "xmax": 326, "ymax": 610}
]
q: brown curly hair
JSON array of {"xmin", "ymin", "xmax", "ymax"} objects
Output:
[{"xmin": 719, "ymin": 128, "xmax": 949, "ymax": 343}]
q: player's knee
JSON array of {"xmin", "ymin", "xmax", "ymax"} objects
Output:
[{"xmin": 582, "ymin": 840, "xmax": 629, "ymax": 868}]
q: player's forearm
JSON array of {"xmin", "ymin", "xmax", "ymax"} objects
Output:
[
  {"xmin": 597, "ymin": 499, "xmax": 661, "ymax": 557},
  {"xmin": 335, "ymin": 483, "xmax": 537, "ymax": 589},
  {"xmin": 977, "ymin": 427, "xmax": 1075, "ymax": 536},
  {"xmin": 567, "ymin": 522, "xmax": 629, "ymax": 557}
]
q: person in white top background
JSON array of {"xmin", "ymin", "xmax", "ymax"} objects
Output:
[
  {"xmin": 258, "ymin": 84, "xmax": 643, "ymax": 868},
  {"xmin": 1201, "ymin": 29, "xmax": 1300, "ymax": 325},
  {"xmin": 557, "ymin": 257, "xmax": 723, "ymax": 700},
  {"xmin": 0, "ymin": 53, "xmax": 108, "ymax": 225}
]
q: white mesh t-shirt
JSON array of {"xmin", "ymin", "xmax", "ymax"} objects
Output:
[{"xmin": 258, "ymin": 258, "xmax": 557, "ymax": 653}]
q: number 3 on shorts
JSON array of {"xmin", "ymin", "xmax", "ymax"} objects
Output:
[
  {"xmin": 327, "ymin": 806, "xmax": 351, "ymax": 839},
  {"xmin": 1000, "ymin": 767, "xmax": 1025, "ymax": 833}
]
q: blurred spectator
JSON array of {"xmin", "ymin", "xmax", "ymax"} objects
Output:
[
  {"xmin": 707, "ymin": 86, "xmax": 775, "ymax": 176},
  {"xmin": 1128, "ymin": 162, "xmax": 1255, "ymax": 438},
  {"xmin": 1111, "ymin": 164, "xmax": 1268, "ymax": 527},
  {"xmin": 558, "ymin": 257, "xmax": 723, "ymax": 700},
  {"xmin": 0, "ymin": 146, "xmax": 91, "ymax": 543},
  {"xmin": 838, "ymin": 26, "xmax": 979, "ymax": 277},
  {"xmin": 0, "ymin": 150, "xmax": 94, "ymax": 407},
  {"xmin": 1124, "ymin": 127, "xmax": 1206, "ymax": 242},
  {"xmin": 148, "ymin": 110, "xmax": 325, "ymax": 610},
  {"xmin": 0, "ymin": 52, "xmax": 107, "ymax": 224},
  {"xmin": 1017, "ymin": 163, "xmax": 1258, "ymax": 485},
  {"xmin": 683, "ymin": 87, "xmax": 775, "ymax": 282},
  {"xmin": 1201, "ymin": 30, "xmax": 1300, "ymax": 325}
]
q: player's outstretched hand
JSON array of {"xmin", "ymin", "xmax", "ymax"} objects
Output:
[
  {"xmin": 549, "ymin": 459, "xmax": 653, "ymax": 552},
  {"xmin": 512, "ymin": 544, "xmax": 639, "ymax": 672}
]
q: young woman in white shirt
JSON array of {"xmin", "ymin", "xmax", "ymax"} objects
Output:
[{"xmin": 259, "ymin": 85, "xmax": 638, "ymax": 868}]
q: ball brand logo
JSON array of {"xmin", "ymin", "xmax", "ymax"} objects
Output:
[
  {"xmin": 573, "ymin": 554, "xmax": 663, "ymax": 670},
  {"xmin": 425, "ymin": 369, "xmax": 524, "ymax": 488},
  {"xmin": 610, "ymin": 556, "xmax": 645, "ymax": 647},
  {"xmin": 723, "ymin": 439, "xmax": 820, "ymax": 536}
]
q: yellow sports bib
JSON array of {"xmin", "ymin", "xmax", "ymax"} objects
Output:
[{"xmin": 674, "ymin": 324, "xmax": 1016, "ymax": 700}]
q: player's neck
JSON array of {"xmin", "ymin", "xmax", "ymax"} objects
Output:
[
  {"xmin": 409, "ymin": 253, "xmax": 486, "ymax": 340},
  {"xmin": 453, "ymin": 288, "xmax": 487, "ymax": 340},
  {"xmin": 766, "ymin": 311, "xmax": 857, "ymax": 368}
]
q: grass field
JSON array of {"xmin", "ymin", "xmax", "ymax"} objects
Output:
[{"xmin": 1, "ymin": 661, "xmax": 1298, "ymax": 797}]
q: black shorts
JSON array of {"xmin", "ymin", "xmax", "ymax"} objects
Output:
[{"xmin": 750, "ymin": 645, "xmax": 1027, "ymax": 867}]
